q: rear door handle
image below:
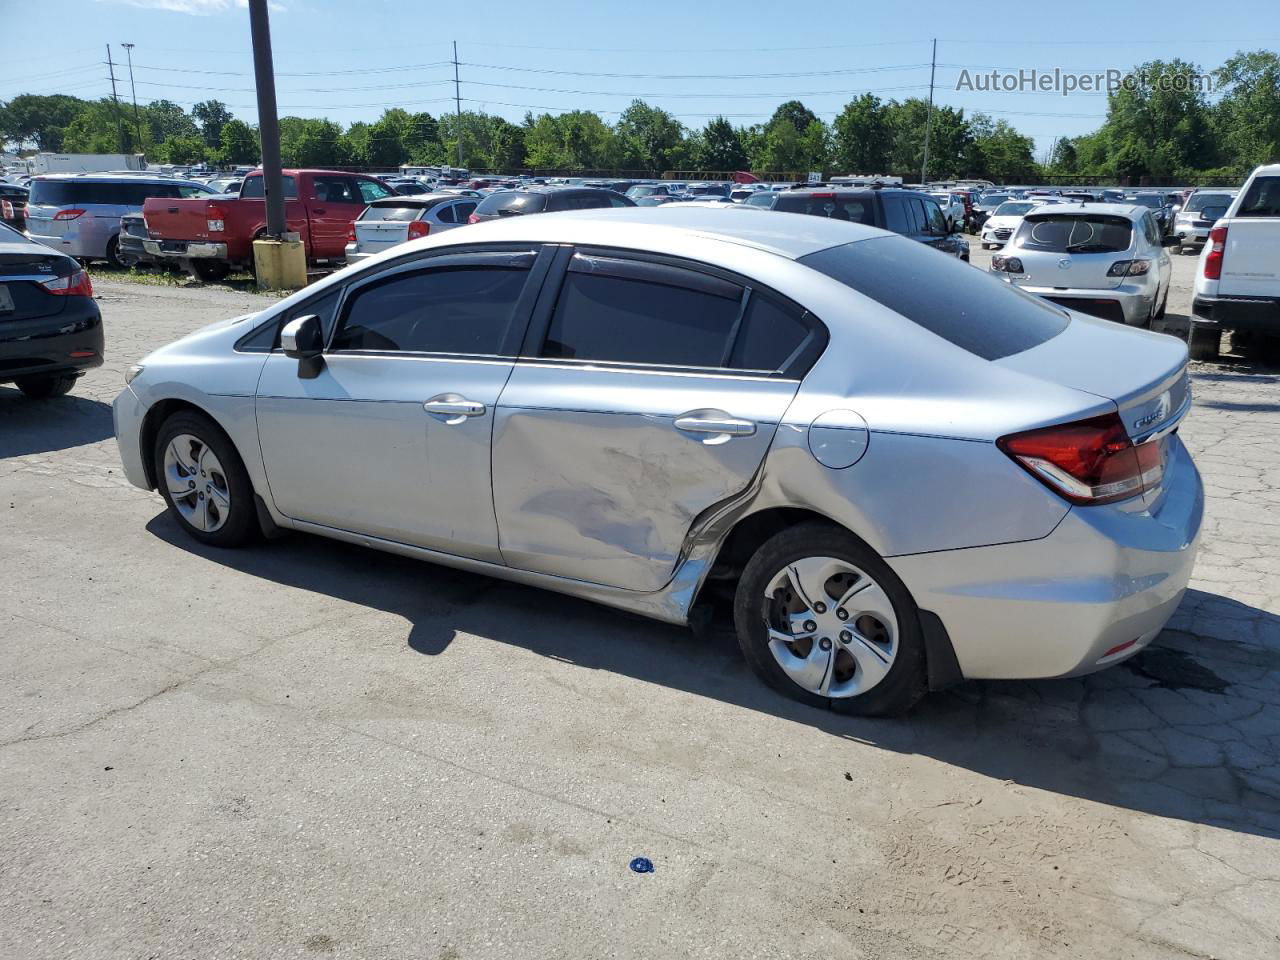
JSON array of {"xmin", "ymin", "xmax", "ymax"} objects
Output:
[
  {"xmin": 313, "ymin": 207, "xmax": 327, "ymax": 214},
  {"xmin": 674, "ymin": 413, "xmax": 756, "ymax": 437},
  {"xmin": 423, "ymin": 395, "xmax": 486, "ymax": 421}
]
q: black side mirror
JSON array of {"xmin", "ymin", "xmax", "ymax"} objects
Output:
[
  {"xmin": 1161, "ymin": 235, "xmax": 1182, "ymax": 248},
  {"xmin": 281, "ymin": 314, "xmax": 324, "ymax": 379}
]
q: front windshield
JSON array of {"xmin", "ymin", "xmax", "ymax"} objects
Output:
[
  {"xmin": 1183, "ymin": 193, "xmax": 1232, "ymax": 213},
  {"xmin": 1128, "ymin": 195, "xmax": 1162, "ymax": 208}
]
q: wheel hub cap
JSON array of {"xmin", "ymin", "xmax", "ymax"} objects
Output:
[
  {"xmin": 163, "ymin": 433, "xmax": 231, "ymax": 533},
  {"xmin": 762, "ymin": 556, "xmax": 899, "ymax": 698}
]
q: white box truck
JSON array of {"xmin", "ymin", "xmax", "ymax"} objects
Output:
[{"xmin": 29, "ymin": 153, "xmax": 146, "ymax": 175}]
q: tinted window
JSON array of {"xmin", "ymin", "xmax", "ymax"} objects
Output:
[
  {"xmin": 903, "ymin": 197, "xmax": 926, "ymax": 234},
  {"xmin": 730, "ymin": 295, "xmax": 814, "ymax": 374},
  {"xmin": 745, "ymin": 192, "xmax": 775, "ymax": 208},
  {"xmin": 435, "ymin": 203, "xmax": 457, "ymax": 224},
  {"xmin": 922, "ymin": 199, "xmax": 948, "ymax": 235},
  {"xmin": 773, "ymin": 195, "xmax": 876, "ymax": 225},
  {"xmin": 882, "ymin": 195, "xmax": 910, "ymax": 234},
  {"xmin": 361, "ymin": 203, "xmax": 424, "ymax": 222},
  {"xmin": 1015, "ymin": 214, "xmax": 1133, "ymax": 253},
  {"xmin": 240, "ymin": 175, "xmax": 298, "ymax": 199},
  {"xmin": 454, "ymin": 200, "xmax": 477, "ymax": 221},
  {"xmin": 239, "ymin": 286, "xmax": 342, "ymax": 352},
  {"xmin": 358, "ymin": 179, "xmax": 395, "ymax": 202},
  {"xmin": 312, "ymin": 176, "xmax": 359, "ymax": 204},
  {"xmin": 542, "ymin": 263, "xmax": 742, "ymax": 368},
  {"xmin": 1236, "ymin": 176, "xmax": 1280, "ymax": 217},
  {"xmin": 800, "ymin": 236, "xmax": 1069, "ymax": 361},
  {"xmin": 476, "ymin": 192, "xmax": 547, "ymax": 216},
  {"xmin": 333, "ymin": 267, "xmax": 528, "ymax": 355},
  {"xmin": 552, "ymin": 192, "xmax": 612, "ymax": 211},
  {"xmin": 994, "ymin": 202, "xmax": 1035, "ymax": 216},
  {"xmin": 1183, "ymin": 193, "xmax": 1232, "ymax": 213}
]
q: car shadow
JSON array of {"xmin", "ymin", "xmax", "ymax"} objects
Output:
[
  {"xmin": 0, "ymin": 387, "xmax": 115, "ymax": 457},
  {"xmin": 147, "ymin": 512, "xmax": 1280, "ymax": 840}
]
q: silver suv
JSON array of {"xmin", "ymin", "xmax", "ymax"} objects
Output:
[{"xmin": 25, "ymin": 173, "xmax": 215, "ymax": 267}]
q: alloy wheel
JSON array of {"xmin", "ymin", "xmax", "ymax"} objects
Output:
[
  {"xmin": 762, "ymin": 556, "xmax": 899, "ymax": 698},
  {"xmin": 163, "ymin": 433, "xmax": 232, "ymax": 533}
]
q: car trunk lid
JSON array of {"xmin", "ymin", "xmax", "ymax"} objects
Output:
[
  {"xmin": 0, "ymin": 247, "xmax": 73, "ymax": 320},
  {"xmin": 353, "ymin": 218, "xmax": 412, "ymax": 253}
]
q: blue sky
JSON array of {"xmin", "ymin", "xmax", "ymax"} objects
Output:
[{"xmin": 3, "ymin": 0, "xmax": 1277, "ymax": 159}]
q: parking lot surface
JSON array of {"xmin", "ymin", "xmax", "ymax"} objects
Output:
[{"xmin": 2, "ymin": 246, "xmax": 1278, "ymax": 959}]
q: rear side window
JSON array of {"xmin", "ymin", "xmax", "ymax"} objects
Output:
[
  {"xmin": 1236, "ymin": 176, "xmax": 1280, "ymax": 217},
  {"xmin": 541, "ymin": 258, "xmax": 742, "ymax": 368},
  {"xmin": 552, "ymin": 192, "xmax": 612, "ymax": 211},
  {"xmin": 240, "ymin": 175, "xmax": 298, "ymax": 199},
  {"xmin": 800, "ymin": 236, "xmax": 1069, "ymax": 361},
  {"xmin": 882, "ymin": 196, "xmax": 910, "ymax": 234},
  {"xmin": 476, "ymin": 192, "xmax": 547, "ymax": 216},
  {"xmin": 729, "ymin": 295, "xmax": 815, "ymax": 374},
  {"xmin": 333, "ymin": 266, "xmax": 529, "ymax": 356},
  {"xmin": 773, "ymin": 195, "xmax": 876, "ymax": 225},
  {"xmin": 1015, "ymin": 214, "xmax": 1133, "ymax": 254}
]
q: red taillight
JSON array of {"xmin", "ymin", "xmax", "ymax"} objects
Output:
[
  {"xmin": 406, "ymin": 220, "xmax": 430, "ymax": 240},
  {"xmin": 41, "ymin": 269, "xmax": 93, "ymax": 297},
  {"xmin": 1204, "ymin": 225, "xmax": 1227, "ymax": 280},
  {"xmin": 53, "ymin": 208, "xmax": 85, "ymax": 221},
  {"xmin": 467, "ymin": 213, "xmax": 480, "ymax": 224},
  {"xmin": 998, "ymin": 412, "xmax": 1156, "ymax": 505},
  {"xmin": 347, "ymin": 224, "xmax": 356, "ymax": 243},
  {"xmin": 206, "ymin": 203, "xmax": 229, "ymax": 234}
]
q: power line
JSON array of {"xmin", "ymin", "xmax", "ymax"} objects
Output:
[{"xmin": 457, "ymin": 61, "xmax": 932, "ymax": 80}]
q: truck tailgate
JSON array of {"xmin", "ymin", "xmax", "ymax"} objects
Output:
[
  {"xmin": 143, "ymin": 197, "xmax": 213, "ymax": 242},
  {"xmin": 1219, "ymin": 219, "xmax": 1280, "ymax": 298}
]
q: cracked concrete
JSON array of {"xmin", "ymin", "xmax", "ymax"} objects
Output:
[{"xmin": 1, "ymin": 252, "xmax": 1278, "ymax": 959}]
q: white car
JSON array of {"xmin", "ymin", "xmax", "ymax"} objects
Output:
[
  {"xmin": 980, "ymin": 199, "xmax": 1050, "ymax": 249},
  {"xmin": 1172, "ymin": 190, "xmax": 1237, "ymax": 253},
  {"xmin": 929, "ymin": 192, "xmax": 966, "ymax": 230},
  {"xmin": 989, "ymin": 202, "xmax": 1179, "ymax": 327},
  {"xmin": 1189, "ymin": 164, "xmax": 1280, "ymax": 359}
]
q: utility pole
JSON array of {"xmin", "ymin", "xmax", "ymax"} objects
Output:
[
  {"xmin": 106, "ymin": 44, "xmax": 125, "ymax": 153},
  {"xmin": 920, "ymin": 37, "xmax": 936, "ymax": 186},
  {"xmin": 121, "ymin": 43, "xmax": 144, "ymax": 157},
  {"xmin": 453, "ymin": 40, "xmax": 464, "ymax": 169},
  {"xmin": 248, "ymin": 0, "xmax": 285, "ymax": 239}
]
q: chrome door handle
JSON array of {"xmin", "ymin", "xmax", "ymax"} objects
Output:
[
  {"xmin": 423, "ymin": 396, "xmax": 486, "ymax": 419},
  {"xmin": 674, "ymin": 414, "xmax": 756, "ymax": 437}
]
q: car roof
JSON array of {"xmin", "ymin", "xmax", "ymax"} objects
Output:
[
  {"xmin": 1024, "ymin": 202, "xmax": 1145, "ymax": 219},
  {"xmin": 368, "ymin": 193, "xmax": 462, "ymax": 206},
  {"xmin": 33, "ymin": 173, "xmax": 205, "ymax": 185},
  {"xmin": 427, "ymin": 205, "xmax": 883, "ymax": 258}
]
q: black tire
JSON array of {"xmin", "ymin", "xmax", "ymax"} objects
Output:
[
  {"xmin": 104, "ymin": 235, "xmax": 125, "ymax": 270},
  {"xmin": 733, "ymin": 522, "xmax": 926, "ymax": 716},
  {"xmin": 1188, "ymin": 322, "xmax": 1221, "ymax": 361},
  {"xmin": 191, "ymin": 260, "xmax": 231, "ymax": 283},
  {"xmin": 14, "ymin": 373, "xmax": 77, "ymax": 398},
  {"xmin": 1155, "ymin": 287, "xmax": 1168, "ymax": 320},
  {"xmin": 153, "ymin": 410, "xmax": 257, "ymax": 547}
]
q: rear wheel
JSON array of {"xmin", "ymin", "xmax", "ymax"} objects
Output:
[
  {"xmin": 14, "ymin": 373, "xmax": 77, "ymax": 398},
  {"xmin": 104, "ymin": 236, "xmax": 125, "ymax": 270},
  {"xmin": 733, "ymin": 522, "xmax": 925, "ymax": 716},
  {"xmin": 154, "ymin": 410, "xmax": 257, "ymax": 547},
  {"xmin": 1188, "ymin": 322, "xmax": 1221, "ymax": 361}
]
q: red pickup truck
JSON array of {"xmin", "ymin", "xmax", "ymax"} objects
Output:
[{"xmin": 142, "ymin": 169, "xmax": 396, "ymax": 279}]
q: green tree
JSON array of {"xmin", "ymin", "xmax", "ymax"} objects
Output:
[
  {"xmin": 886, "ymin": 99, "xmax": 970, "ymax": 178},
  {"xmin": 832, "ymin": 94, "xmax": 892, "ymax": 173},
  {"xmin": 0, "ymin": 93, "xmax": 84, "ymax": 151},
  {"xmin": 155, "ymin": 134, "xmax": 207, "ymax": 165},
  {"xmin": 144, "ymin": 100, "xmax": 198, "ymax": 148},
  {"xmin": 615, "ymin": 100, "xmax": 685, "ymax": 172},
  {"xmin": 192, "ymin": 100, "xmax": 232, "ymax": 149},
  {"xmin": 965, "ymin": 113, "xmax": 1036, "ymax": 180},
  {"xmin": 693, "ymin": 116, "xmax": 748, "ymax": 171},
  {"xmin": 769, "ymin": 100, "xmax": 820, "ymax": 135},
  {"xmin": 61, "ymin": 99, "xmax": 134, "ymax": 153},
  {"xmin": 278, "ymin": 117, "xmax": 349, "ymax": 167},
  {"xmin": 214, "ymin": 118, "xmax": 259, "ymax": 166},
  {"xmin": 1213, "ymin": 50, "xmax": 1280, "ymax": 170}
]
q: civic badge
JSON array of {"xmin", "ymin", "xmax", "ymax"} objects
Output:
[
  {"xmin": 1057, "ymin": 258, "xmax": 1072, "ymax": 270},
  {"xmin": 1134, "ymin": 391, "xmax": 1172, "ymax": 430}
]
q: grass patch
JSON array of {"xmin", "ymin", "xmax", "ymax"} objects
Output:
[{"xmin": 88, "ymin": 264, "xmax": 275, "ymax": 296}]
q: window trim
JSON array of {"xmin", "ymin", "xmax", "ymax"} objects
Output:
[
  {"xmin": 325, "ymin": 248, "xmax": 548, "ymax": 360},
  {"xmin": 519, "ymin": 245, "xmax": 828, "ymax": 381}
]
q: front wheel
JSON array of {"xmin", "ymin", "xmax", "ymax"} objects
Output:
[
  {"xmin": 154, "ymin": 410, "xmax": 257, "ymax": 547},
  {"xmin": 733, "ymin": 523, "xmax": 925, "ymax": 716},
  {"xmin": 1187, "ymin": 322, "xmax": 1221, "ymax": 361}
]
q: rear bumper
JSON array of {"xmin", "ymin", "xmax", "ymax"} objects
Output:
[
  {"xmin": 1192, "ymin": 294, "xmax": 1280, "ymax": 334},
  {"xmin": 343, "ymin": 244, "xmax": 374, "ymax": 265},
  {"xmin": 1018, "ymin": 282, "xmax": 1154, "ymax": 325},
  {"xmin": 112, "ymin": 385, "xmax": 151, "ymax": 490},
  {"xmin": 0, "ymin": 297, "xmax": 104, "ymax": 382},
  {"xmin": 1174, "ymin": 225, "xmax": 1211, "ymax": 244},
  {"xmin": 142, "ymin": 239, "xmax": 228, "ymax": 260},
  {"xmin": 889, "ymin": 436, "xmax": 1203, "ymax": 680}
]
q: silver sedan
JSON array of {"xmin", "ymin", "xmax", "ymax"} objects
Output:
[{"xmin": 114, "ymin": 208, "xmax": 1203, "ymax": 715}]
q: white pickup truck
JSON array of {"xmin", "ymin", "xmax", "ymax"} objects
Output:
[{"xmin": 1189, "ymin": 163, "xmax": 1280, "ymax": 360}]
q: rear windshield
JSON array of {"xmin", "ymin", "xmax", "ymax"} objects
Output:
[
  {"xmin": 1236, "ymin": 176, "xmax": 1280, "ymax": 217},
  {"xmin": 994, "ymin": 201, "xmax": 1035, "ymax": 216},
  {"xmin": 979, "ymin": 194, "xmax": 1010, "ymax": 205},
  {"xmin": 1126, "ymin": 195, "xmax": 1162, "ymax": 208},
  {"xmin": 29, "ymin": 179, "xmax": 209, "ymax": 206},
  {"xmin": 360, "ymin": 203, "xmax": 427, "ymax": 222},
  {"xmin": 476, "ymin": 192, "xmax": 547, "ymax": 216},
  {"xmin": 688, "ymin": 184, "xmax": 730, "ymax": 197},
  {"xmin": 773, "ymin": 195, "xmax": 876, "ymax": 225},
  {"xmin": 1014, "ymin": 214, "xmax": 1133, "ymax": 253},
  {"xmin": 800, "ymin": 236, "xmax": 1069, "ymax": 361},
  {"xmin": 1183, "ymin": 193, "xmax": 1233, "ymax": 213}
]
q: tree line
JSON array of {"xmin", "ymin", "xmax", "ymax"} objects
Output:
[{"xmin": 2, "ymin": 51, "xmax": 1276, "ymax": 179}]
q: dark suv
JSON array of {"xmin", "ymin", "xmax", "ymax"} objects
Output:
[
  {"xmin": 762, "ymin": 188, "xmax": 969, "ymax": 261},
  {"xmin": 469, "ymin": 187, "xmax": 635, "ymax": 223}
]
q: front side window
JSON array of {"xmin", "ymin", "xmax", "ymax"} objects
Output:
[
  {"xmin": 332, "ymin": 266, "xmax": 529, "ymax": 356},
  {"xmin": 240, "ymin": 175, "xmax": 298, "ymax": 200},
  {"xmin": 922, "ymin": 200, "xmax": 949, "ymax": 235},
  {"xmin": 312, "ymin": 176, "xmax": 359, "ymax": 205},
  {"xmin": 239, "ymin": 286, "xmax": 342, "ymax": 352}
]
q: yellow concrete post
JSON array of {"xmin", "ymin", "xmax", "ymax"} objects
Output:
[{"xmin": 252, "ymin": 235, "xmax": 307, "ymax": 292}]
